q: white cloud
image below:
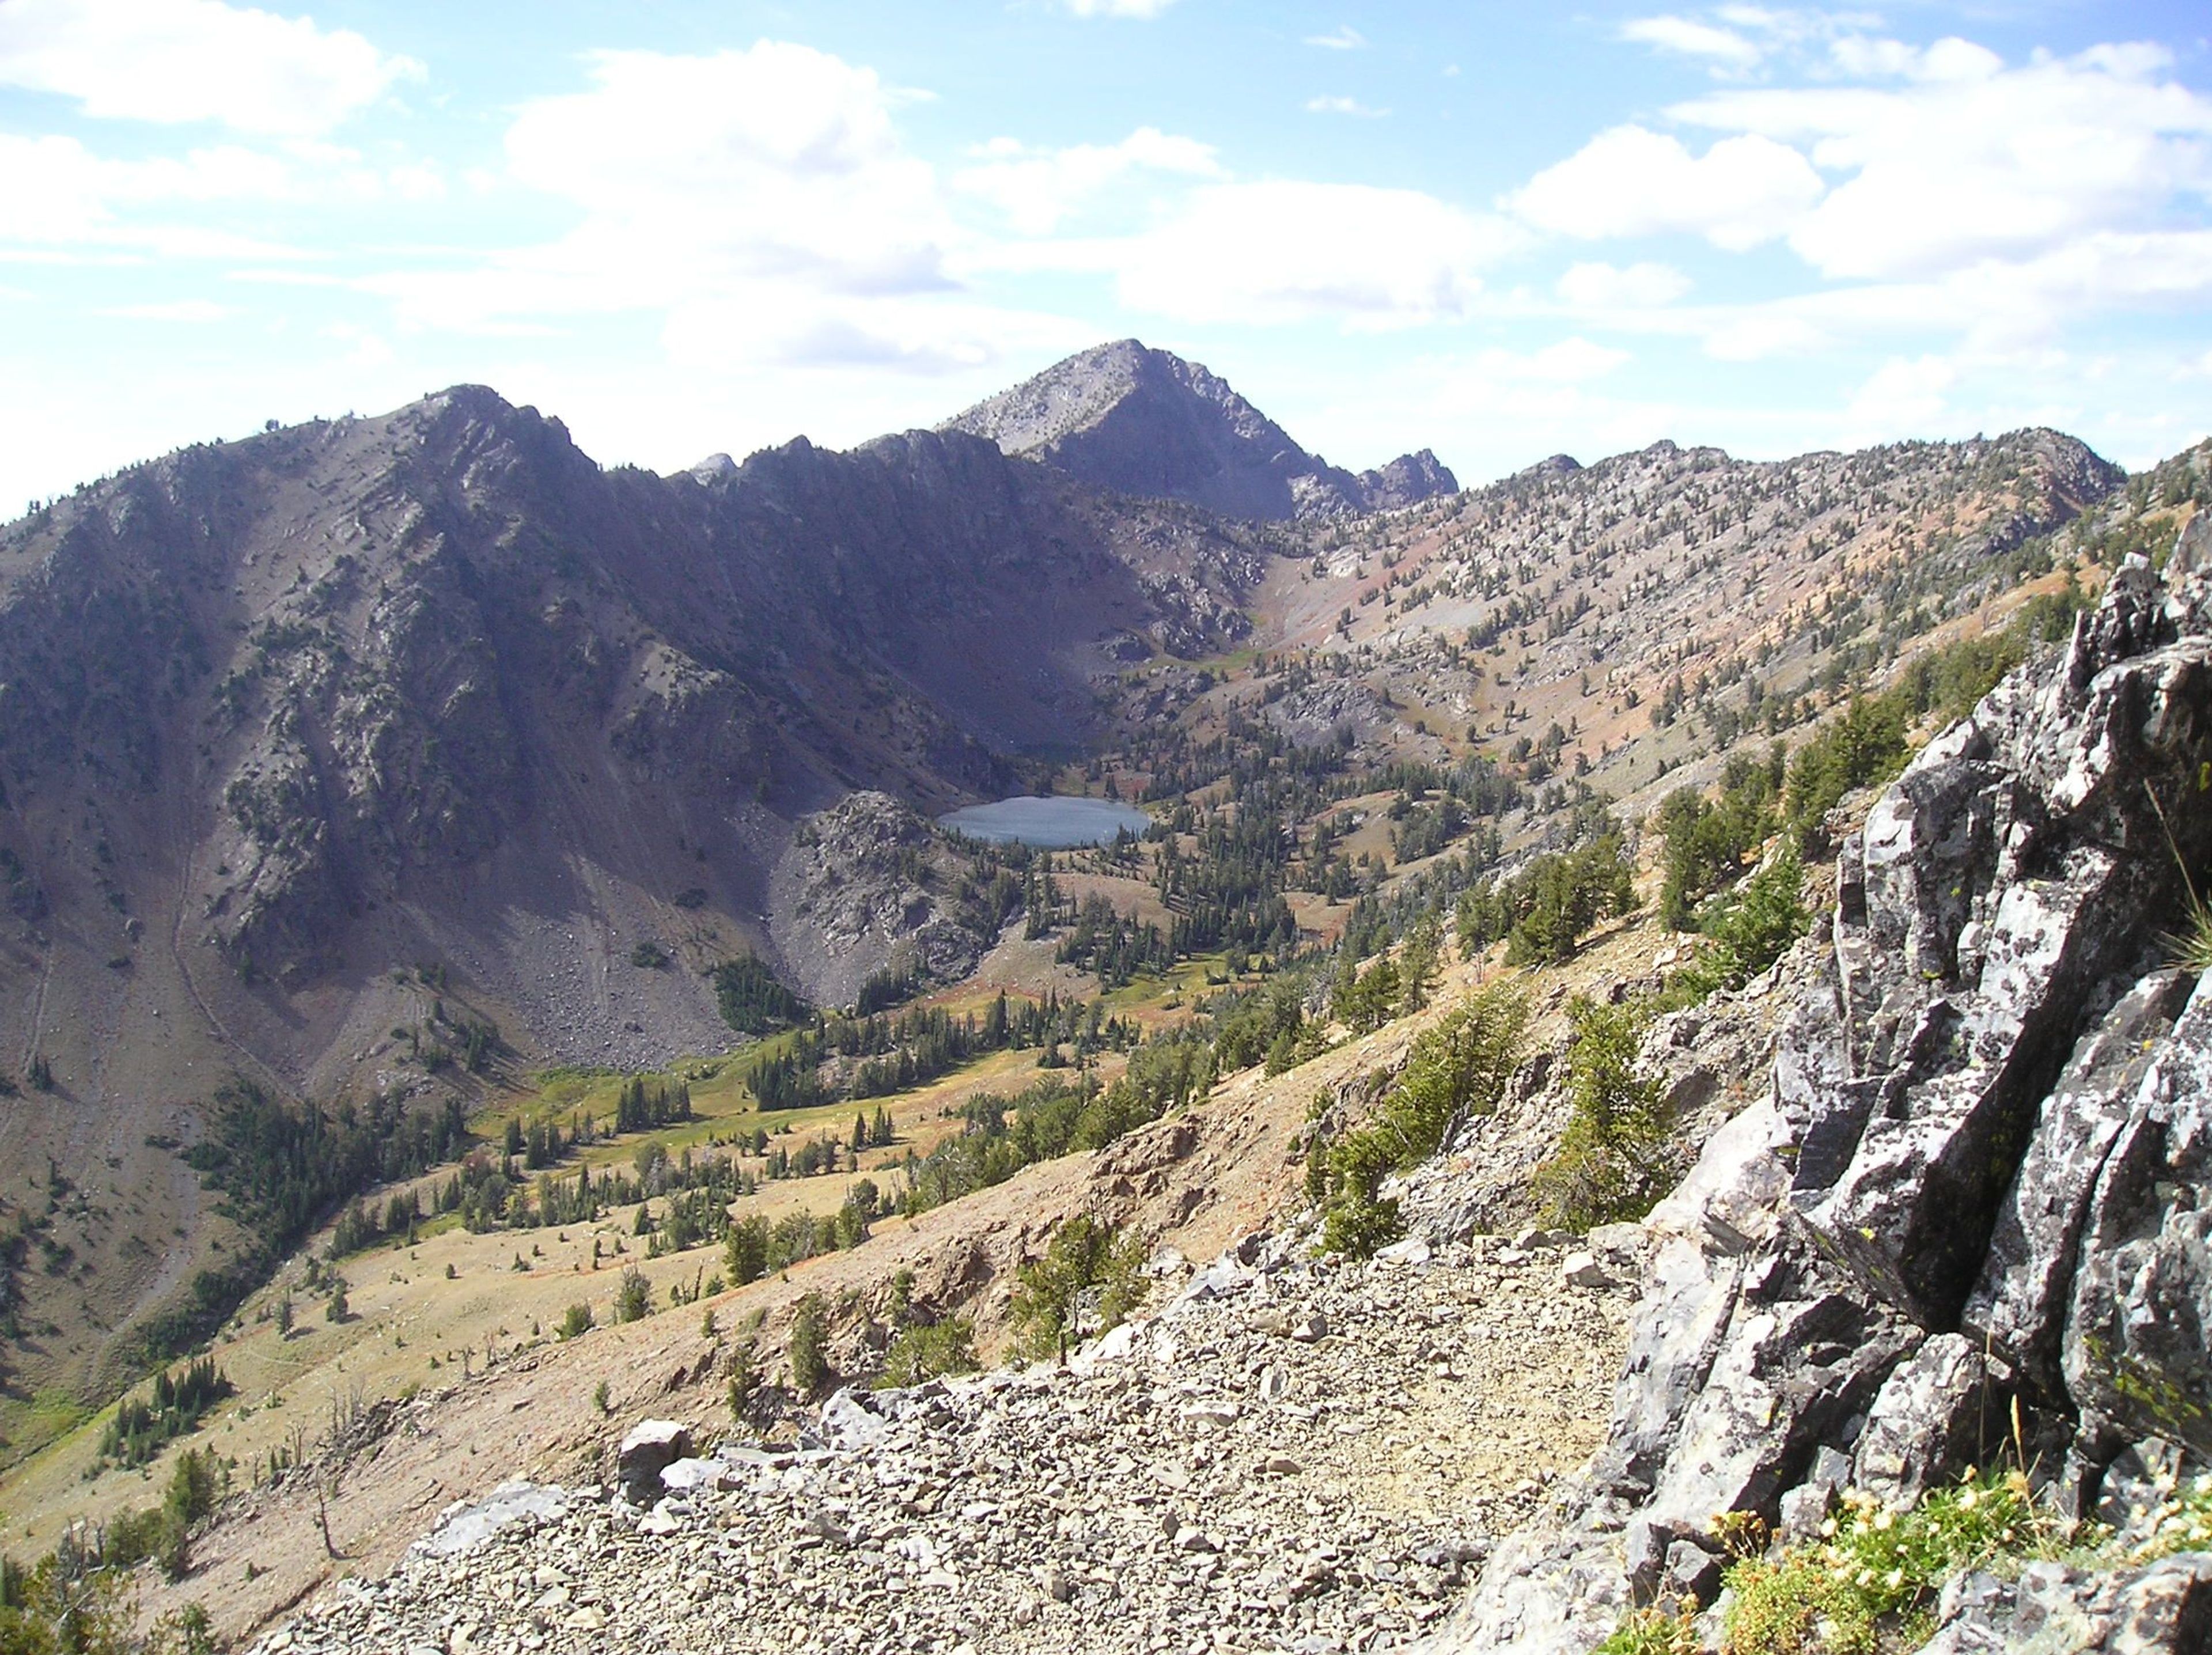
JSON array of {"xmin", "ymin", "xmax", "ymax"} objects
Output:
[
  {"xmin": 99, "ymin": 298, "xmax": 236, "ymax": 321},
  {"xmin": 362, "ymin": 40, "xmax": 1080, "ymax": 382},
  {"xmin": 1845, "ymin": 354, "xmax": 1955, "ymax": 434},
  {"xmin": 1476, "ymin": 337, "xmax": 1630, "ymax": 381},
  {"xmin": 1509, "ymin": 124, "xmax": 1824, "ymax": 250},
  {"xmin": 1305, "ymin": 26, "xmax": 1366, "ymax": 50},
  {"xmin": 1063, "ymin": 0, "xmax": 1177, "ymax": 16},
  {"xmin": 1618, "ymin": 16, "xmax": 1762, "ymax": 70},
  {"xmin": 487, "ymin": 43, "xmax": 955, "ymax": 308},
  {"xmin": 1673, "ymin": 39, "xmax": 2212, "ymax": 281},
  {"xmin": 1699, "ymin": 309, "xmax": 1828, "ymax": 361},
  {"xmin": 0, "ymin": 0, "xmax": 422, "ymax": 136},
  {"xmin": 1108, "ymin": 181, "xmax": 1520, "ymax": 328},
  {"xmin": 955, "ymin": 127, "xmax": 1222, "ymax": 236},
  {"xmin": 1556, "ymin": 260, "xmax": 1692, "ymax": 309},
  {"xmin": 0, "ymin": 128, "xmax": 438, "ymax": 256},
  {"xmin": 0, "ymin": 131, "xmax": 323, "ymax": 254},
  {"xmin": 1305, "ymin": 95, "xmax": 1389, "ymax": 118}
]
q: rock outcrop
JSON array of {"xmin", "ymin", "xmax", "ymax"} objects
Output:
[
  {"xmin": 766, "ymin": 791, "xmax": 1003, "ymax": 1008},
  {"xmin": 1430, "ymin": 527, "xmax": 2212, "ymax": 1652}
]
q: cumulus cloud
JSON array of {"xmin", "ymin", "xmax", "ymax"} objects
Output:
[
  {"xmin": 360, "ymin": 40, "xmax": 1066, "ymax": 378},
  {"xmin": 1108, "ymin": 181, "xmax": 1521, "ymax": 328},
  {"xmin": 1476, "ymin": 337, "xmax": 1630, "ymax": 381},
  {"xmin": 493, "ymin": 43, "xmax": 956, "ymax": 305},
  {"xmin": 1556, "ymin": 260, "xmax": 1692, "ymax": 309},
  {"xmin": 0, "ymin": 130, "xmax": 415, "ymax": 255},
  {"xmin": 0, "ymin": 0, "xmax": 422, "ymax": 135},
  {"xmin": 1305, "ymin": 26, "xmax": 1366, "ymax": 50},
  {"xmin": 1845, "ymin": 353, "xmax": 1956, "ymax": 433},
  {"xmin": 955, "ymin": 127, "xmax": 1223, "ymax": 236},
  {"xmin": 1673, "ymin": 38, "xmax": 2212, "ymax": 281},
  {"xmin": 1510, "ymin": 125, "xmax": 1824, "ymax": 250}
]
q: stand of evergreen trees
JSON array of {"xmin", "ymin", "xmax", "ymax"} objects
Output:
[
  {"xmin": 97, "ymin": 1355, "xmax": 231, "ymax": 1468},
  {"xmin": 142, "ymin": 1084, "xmax": 470, "ymax": 1362},
  {"xmin": 713, "ymin": 953, "xmax": 808, "ymax": 1035},
  {"xmin": 748, "ymin": 993, "xmax": 1132, "ymax": 1109}
]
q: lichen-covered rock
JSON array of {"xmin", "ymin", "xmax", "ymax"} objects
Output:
[
  {"xmin": 1917, "ymin": 1551, "xmax": 2212, "ymax": 1652},
  {"xmin": 1788, "ymin": 555, "xmax": 2212, "ymax": 1332},
  {"xmin": 1851, "ymin": 1332, "xmax": 2010, "ymax": 1505},
  {"xmin": 2064, "ymin": 976, "xmax": 2212, "ymax": 1456},
  {"xmin": 1966, "ymin": 969, "xmax": 2196, "ymax": 1395}
]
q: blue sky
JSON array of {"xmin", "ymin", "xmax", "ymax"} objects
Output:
[{"xmin": 2, "ymin": 1, "xmax": 2209, "ymax": 510}]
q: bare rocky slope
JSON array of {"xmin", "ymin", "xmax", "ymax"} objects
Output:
[{"xmin": 942, "ymin": 340, "xmax": 1457, "ymax": 522}]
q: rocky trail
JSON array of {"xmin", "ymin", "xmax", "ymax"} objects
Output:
[{"xmin": 243, "ymin": 1228, "xmax": 1632, "ymax": 1655}]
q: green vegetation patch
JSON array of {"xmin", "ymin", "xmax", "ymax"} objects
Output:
[
  {"xmin": 1009, "ymin": 1214, "xmax": 1147, "ymax": 1362},
  {"xmin": 1721, "ymin": 1472, "xmax": 2054, "ymax": 1655},
  {"xmin": 713, "ymin": 952, "xmax": 809, "ymax": 1036},
  {"xmin": 97, "ymin": 1355, "xmax": 230, "ymax": 1470},
  {"xmin": 1309, "ymin": 980, "xmax": 1528, "ymax": 1258}
]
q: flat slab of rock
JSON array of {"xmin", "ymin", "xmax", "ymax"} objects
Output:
[{"xmin": 413, "ymin": 1481, "xmax": 571, "ymax": 1558}]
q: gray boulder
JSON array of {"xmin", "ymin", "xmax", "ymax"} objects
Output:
[{"xmin": 616, "ymin": 1418, "xmax": 693, "ymax": 1505}]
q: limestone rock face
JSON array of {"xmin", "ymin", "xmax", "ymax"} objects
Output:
[{"xmin": 1426, "ymin": 543, "xmax": 2212, "ymax": 1652}]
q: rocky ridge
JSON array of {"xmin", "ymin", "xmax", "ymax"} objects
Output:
[
  {"xmin": 1427, "ymin": 520, "xmax": 2212, "ymax": 1651},
  {"xmin": 943, "ymin": 341, "xmax": 1458, "ymax": 522},
  {"xmin": 0, "ymin": 385, "xmax": 1278, "ymax": 1396}
]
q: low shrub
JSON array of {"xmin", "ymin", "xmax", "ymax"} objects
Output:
[
  {"xmin": 877, "ymin": 1318, "xmax": 978, "ymax": 1388},
  {"xmin": 1722, "ymin": 1471, "xmax": 2054, "ymax": 1655},
  {"xmin": 788, "ymin": 1293, "xmax": 830, "ymax": 1395}
]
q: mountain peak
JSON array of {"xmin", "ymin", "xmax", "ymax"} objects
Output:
[{"xmin": 942, "ymin": 341, "xmax": 1455, "ymax": 521}]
